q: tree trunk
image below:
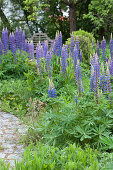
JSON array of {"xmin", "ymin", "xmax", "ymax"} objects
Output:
[
  {"xmin": 69, "ymin": 2, "xmax": 76, "ymax": 33},
  {"xmin": 0, "ymin": 6, "xmax": 12, "ymax": 31}
]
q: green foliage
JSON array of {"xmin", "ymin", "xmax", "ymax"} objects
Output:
[
  {"xmin": 15, "ymin": 143, "xmax": 99, "ymax": 170},
  {"xmin": 0, "ymin": 79, "xmax": 30, "ymax": 114},
  {"xmin": 0, "ymin": 51, "xmax": 29, "ymax": 79},
  {"xmin": 66, "ymin": 30, "xmax": 96, "ymax": 63},
  {"xmin": 0, "ymin": 159, "xmax": 10, "ymax": 170},
  {"xmin": 25, "ymin": 91, "xmax": 113, "ymax": 149},
  {"xmin": 84, "ymin": 0, "xmax": 113, "ymax": 38}
]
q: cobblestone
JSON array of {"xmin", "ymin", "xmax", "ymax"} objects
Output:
[{"xmin": 0, "ymin": 112, "xmax": 28, "ymax": 168}]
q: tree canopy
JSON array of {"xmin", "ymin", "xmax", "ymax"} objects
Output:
[{"xmin": 0, "ymin": 0, "xmax": 113, "ymax": 40}]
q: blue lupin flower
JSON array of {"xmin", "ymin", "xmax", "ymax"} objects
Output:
[
  {"xmin": 53, "ymin": 32, "xmax": 62, "ymax": 56},
  {"xmin": 9, "ymin": 33, "xmax": 16, "ymax": 62},
  {"xmin": 100, "ymin": 63, "xmax": 107, "ymax": 93},
  {"xmin": 48, "ymin": 79, "xmax": 56, "ymax": 98},
  {"xmin": 0, "ymin": 38, "xmax": 3, "ymax": 63},
  {"xmin": 106, "ymin": 64, "xmax": 112, "ymax": 93},
  {"xmin": 76, "ymin": 59, "xmax": 83, "ymax": 96},
  {"xmin": 36, "ymin": 42, "xmax": 44, "ymax": 73},
  {"xmin": 90, "ymin": 65, "xmax": 94, "ymax": 92},
  {"xmin": 61, "ymin": 45, "xmax": 67, "ymax": 75},
  {"xmin": 90, "ymin": 54, "xmax": 100, "ymax": 103},
  {"xmin": 75, "ymin": 37, "xmax": 79, "ymax": 59},
  {"xmin": 43, "ymin": 40, "xmax": 48, "ymax": 57},
  {"xmin": 46, "ymin": 51, "xmax": 51, "ymax": 77},
  {"xmin": 2, "ymin": 28, "xmax": 9, "ymax": 54},
  {"xmin": 73, "ymin": 45, "xmax": 77, "ymax": 70},
  {"xmin": 28, "ymin": 41, "xmax": 34, "ymax": 59}
]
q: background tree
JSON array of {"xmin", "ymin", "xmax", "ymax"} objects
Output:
[{"xmin": 84, "ymin": 0, "xmax": 113, "ymax": 39}]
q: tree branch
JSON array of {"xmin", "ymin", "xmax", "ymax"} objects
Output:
[{"xmin": 0, "ymin": 6, "xmax": 12, "ymax": 31}]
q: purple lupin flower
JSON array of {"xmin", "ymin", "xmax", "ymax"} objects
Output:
[
  {"xmin": 75, "ymin": 37, "xmax": 79, "ymax": 59},
  {"xmin": 61, "ymin": 45, "xmax": 67, "ymax": 75},
  {"xmin": 43, "ymin": 40, "xmax": 48, "ymax": 57},
  {"xmin": 46, "ymin": 51, "xmax": 51, "ymax": 77},
  {"xmin": 90, "ymin": 54, "xmax": 100, "ymax": 103},
  {"xmin": 36, "ymin": 42, "xmax": 43, "ymax": 73},
  {"xmin": 0, "ymin": 39, "xmax": 3, "ymax": 63},
  {"xmin": 28, "ymin": 41, "xmax": 34, "ymax": 59},
  {"xmin": 97, "ymin": 40, "xmax": 100, "ymax": 58},
  {"xmin": 24, "ymin": 41, "xmax": 29, "ymax": 54},
  {"xmin": 48, "ymin": 78, "xmax": 56, "ymax": 98},
  {"xmin": 110, "ymin": 33, "xmax": 113, "ymax": 59},
  {"xmin": 73, "ymin": 45, "xmax": 78, "ymax": 70},
  {"xmin": 101, "ymin": 36, "xmax": 106, "ymax": 63},
  {"xmin": 76, "ymin": 59, "xmax": 83, "ymax": 97},
  {"xmin": 59, "ymin": 31, "xmax": 62, "ymax": 55},
  {"xmin": 53, "ymin": 32, "xmax": 62, "ymax": 56},
  {"xmin": 108, "ymin": 57, "xmax": 113, "ymax": 76},
  {"xmin": 90, "ymin": 65, "xmax": 95, "ymax": 92},
  {"xmin": 100, "ymin": 63, "xmax": 107, "ymax": 93},
  {"xmin": 106, "ymin": 64, "xmax": 112, "ymax": 93},
  {"xmin": 9, "ymin": 32, "xmax": 16, "ymax": 56},
  {"xmin": 2, "ymin": 28, "xmax": 9, "ymax": 54},
  {"xmin": 70, "ymin": 33, "xmax": 75, "ymax": 56}
]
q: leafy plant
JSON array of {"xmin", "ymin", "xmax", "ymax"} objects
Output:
[{"xmin": 66, "ymin": 30, "xmax": 96, "ymax": 63}]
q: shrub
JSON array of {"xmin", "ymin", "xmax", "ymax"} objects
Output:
[{"xmin": 66, "ymin": 30, "xmax": 96, "ymax": 63}]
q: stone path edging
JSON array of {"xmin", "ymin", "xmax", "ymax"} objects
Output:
[{"xmin": 0, "ymin": 112, "xmax": 28, "ymax": 168}]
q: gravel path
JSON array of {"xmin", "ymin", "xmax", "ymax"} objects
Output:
[{"xmin": 0, "ymin": 112, "xmax": 28, "ymax": 168}]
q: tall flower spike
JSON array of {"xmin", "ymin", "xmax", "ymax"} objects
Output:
[
  {"xmin": 110, "ymin": 33, "xmax": 113, "ymax": 59},
  {"xmin": 100, "ymin": 63, "xmax": 107, "ymax": 93},
  {"xmin": 109, "ymin": 56, "xmax": 113, "ymax": 77},
  {"xmin": 73, "ymin": 45, "xmax": 78, "ymax": 70},
  {"xmin": 0, "ymin": 39, "xmax": 3, "ymax": 63},
  {"xmin": 90, "ymin": 54, "xmax": 100, "ymax": 103},
  {"xmin": 61, "ymin": 45, "xmax": 67, "ymax": 75},
  {"xmin": 2, "ymin": 28, "xmax": 9, "ymax": 54},
  {"xmin": 106, "ymin": 64, "xmax": 112, "ymax": 93},
  {"xmin": 46, "ymin": 51, "xmax": 51, "ymax": 77},
  {"xmin": 10, "ymin": 33, "xmax": 16, "ymax": 58},
  {"xmin": 53, "ymin": 32, "xmax": 62, "ymax": 56},
  {"xmin": 75, "ymin": 37, "xmax": 79, "ymax": 59},
  {"xmin": 28, "ymin": 41, "xmax": 34, "ymax": 59},
  {"xmin": 90, "ymin": 64, "xmax": 94, "ymax": 92},
  {"xmin": 43, "ymin": 40, "xmax": 48, "ymax": 57},
  {"xmin": 101, "ymin": 36, "xmax": 106, "ymax": 63},
  {"xmin": 76, "ymin": 59, "xmax": 83, "ymax": 96},
  {"xmin": 36, "ymin": 42, "xmax": 43, "ymax": 73},
  {"xmin": 48, "ymin": 79, "xmax": 56, "ymax": 98}
]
